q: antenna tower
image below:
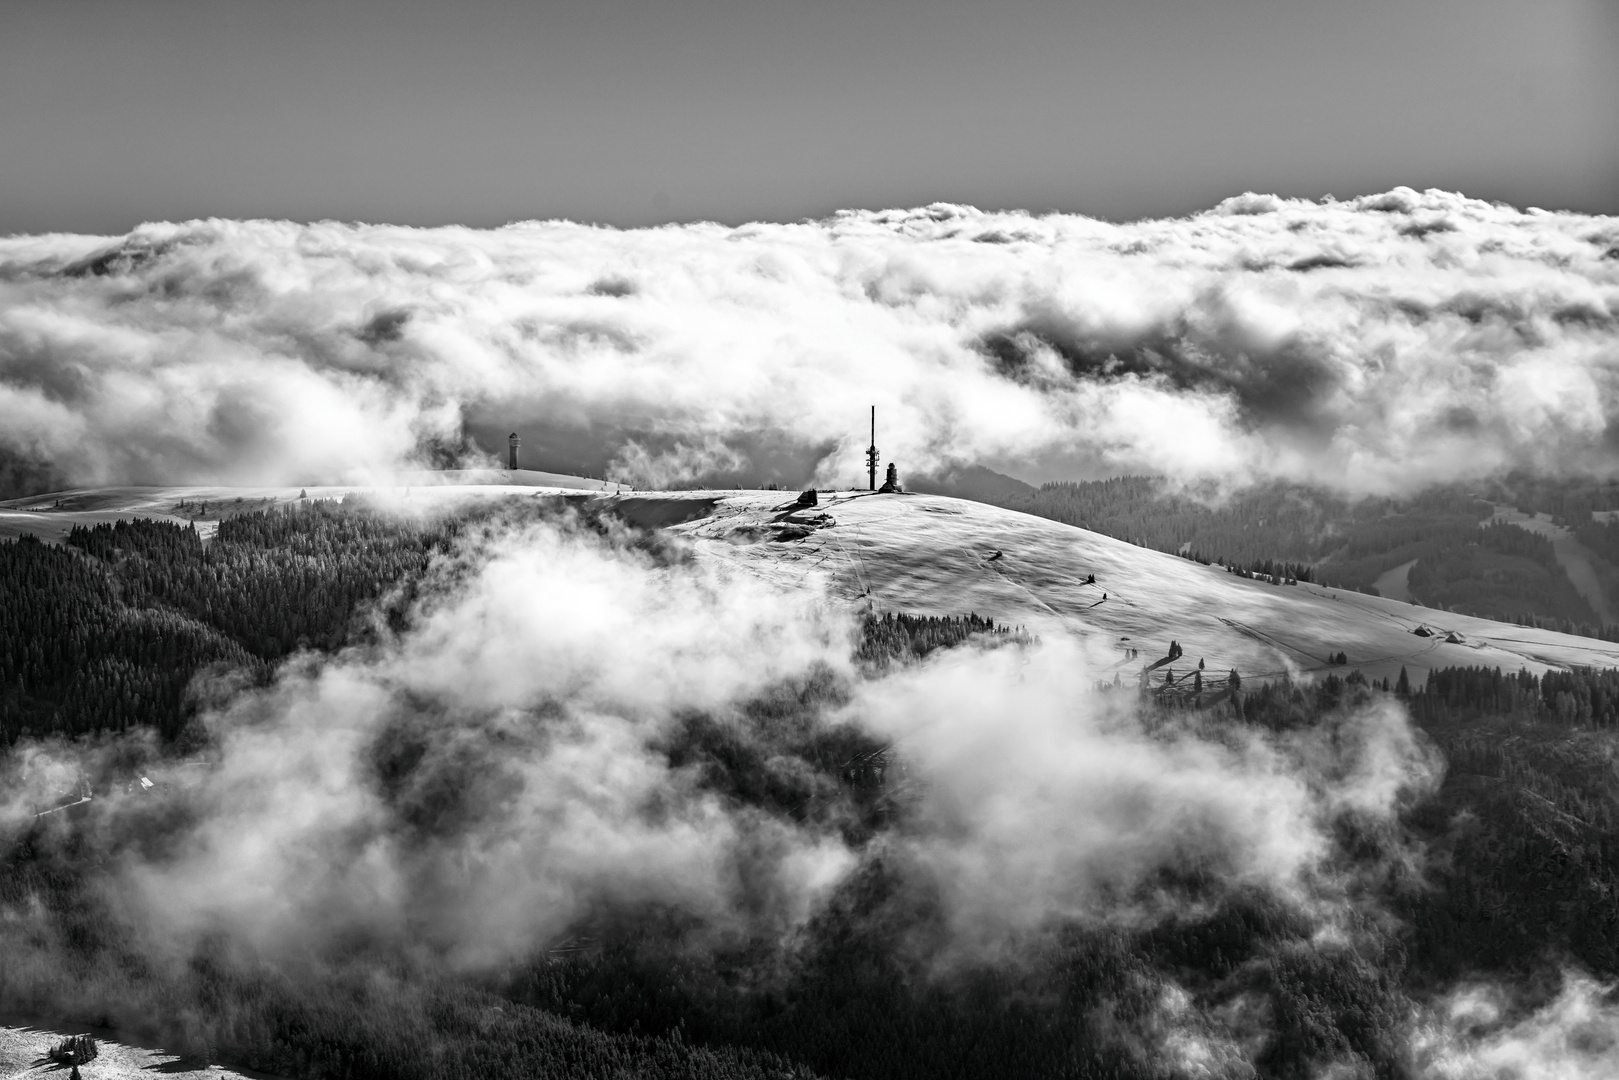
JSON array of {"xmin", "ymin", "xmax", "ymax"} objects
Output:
[{"xmin": 866, "ymin": 406, "xmax": 879, "ymax": 491}]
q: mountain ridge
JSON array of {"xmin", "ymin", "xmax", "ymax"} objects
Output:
[{"xmin": 7, "ymin": 482, "xmax": 1619, "ymax": 688}]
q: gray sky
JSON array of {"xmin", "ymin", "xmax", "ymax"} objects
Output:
[{"xmin": 2, "ymin": 0, "xmax": 1617, "ymax": 235}]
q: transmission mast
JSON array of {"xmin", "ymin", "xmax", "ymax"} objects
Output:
[{"xmin": 866, "ymin": 406, "xmax": 879, "ymax": 491}]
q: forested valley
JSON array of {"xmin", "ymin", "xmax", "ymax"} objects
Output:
[{"xmin": 3, "ymin": 501, "xmax": 1619, "ymax": 1079}]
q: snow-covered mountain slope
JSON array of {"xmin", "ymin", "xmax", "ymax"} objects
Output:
[
  {"xmin": 0, "ymin": 1021, "xmax": 256, "ymax": 1080},
  {"xmin": 7, "ymin": 481, "xmax": 1618, "ymax": 687},
  {"xmin": 636, "ymin": 489, "xmax": 1619, "ymax": 686}
]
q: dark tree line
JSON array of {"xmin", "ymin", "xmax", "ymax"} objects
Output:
[
  {"xmin": 1397, "ymin": 666, "xmax": 1619, "ymax": 978},
  {"xmin": 1220, "ymin": 556, "xmax": 1316, "ymax": 583},
  {"xmin": 998, "ymin": 476, "xmax": 1341, "ymax": 567},
  {"xmin": 854, "ymin": 611, "xmax": 1027, "ymax": 666},
  {"xmin": 2, "ymin": 500, "xmax": 464, "ymax": 744},
  {"xmin": 1481, "ymin": 473, "xmax": 1619, "ymax": 524},
  {"xmin": 67, "ymin": 502, "xmax": 465, "ymax": 659},
  {"xmin": 1408, "ymin": 663, "xmax": 1619, "ymax": 728},
  {"xmin": 1406, "ymin": 521, "xmax": 1599, "ymax": 626},
  {"xmin": 1573, "ymin": 517, "xmax": 1619, "ymax": 564},
  {"xmin": 0, "ymin": 534, "xmax": 259, "ymax": 743}
]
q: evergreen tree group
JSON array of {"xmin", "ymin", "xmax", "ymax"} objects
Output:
[
  {"xmin": 2, "ymin": 500, "xmax": 464, "ymax": 744},
  {"xmin": 854, "ymin": 612, "xmax": 1028, "ymax": 665}
]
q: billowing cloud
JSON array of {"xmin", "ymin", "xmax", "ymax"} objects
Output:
[
  {"xmin": 1, "ymin": 511, "xmax": 1437, "ymax": 983},
  {"xmin": 855, "ymin": 641, "xmax": 1439, "ymax": 951},
  {"xmin": 99, "ymin": 514, "xmax": 862, "ymax": 968},
  {"xmin": 1, "ymin": 188, "xmax": 1615, "ymax": 498},
  {"xmin": 1411, "ymin": 971, "xmax": 1619, "ymax": 1079}
]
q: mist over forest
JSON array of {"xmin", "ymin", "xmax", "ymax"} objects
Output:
[{"xmin": 0, "ymin": 493, "xmax": 1615, "ymax": 1078}]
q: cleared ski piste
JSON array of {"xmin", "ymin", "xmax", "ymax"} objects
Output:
[{"xmin": 6, "ymin": 481, "xmax": 1619, "ymax": 688}]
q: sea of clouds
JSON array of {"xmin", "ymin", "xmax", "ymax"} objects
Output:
[{"xmin": 2, "ymin": 188, "xmax": 1616, "ymax": 498}]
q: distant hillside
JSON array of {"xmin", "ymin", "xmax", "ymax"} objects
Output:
[
  {"xmin": 992, "ymin": 476, "xmax": 1337, "ymax": 566},
  {"xmin": 906, "ymin": 464, "xmax": 1035, "ymax": 504},
  {"xmin": 966, "ymin": 476, "xmax": 1619, "ymax": 639}
]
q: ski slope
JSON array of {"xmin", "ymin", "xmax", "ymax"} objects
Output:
[{"xmin": 638, "ymin": 489, "xmax": 1619, "ymax": 686}]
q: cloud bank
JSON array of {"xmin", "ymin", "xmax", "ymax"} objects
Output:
[{"xmin": 2, "ymin": 188, "xmax": 1616, "ymax": 498}]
